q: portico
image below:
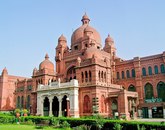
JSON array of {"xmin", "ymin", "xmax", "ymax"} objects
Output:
[{"xmin": 36, "ymin": 79, "xmax": 79, "ymax": 118}]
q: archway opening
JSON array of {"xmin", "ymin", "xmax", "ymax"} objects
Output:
[
  {"xmin": 111, "ymin": 99, "xmax": 118, "ymax": 118},
  {"xmin": 52, "ymin": 96, "xmax": 59, "ymax": 117},
  {"xmin": 43, "ymin": 97, "xmax": 49, "ymax": 116},
  {"xmin": 62, "ymin": 95, "xmax": 67, "ymax": 117}
]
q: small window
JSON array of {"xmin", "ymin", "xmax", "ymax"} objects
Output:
[
  {"xmin": 85, "ymin": 44, "xmax": 88, "ymax": 47},
  {"xmin": 97, "ymin": 46, "xmax": 100, "ymax": 49},
  {"xmin": 117, "ymin": 72, "xmax": 120, "ymax": 79},
  {"xmin": 126, "ymin": 70, "xmax": 130, "ymax": 78},
  {"xmin": 148, "ymin": 66, "xmax": 152, "ymax": 75},
  {"xmin": 142, "ymin": 68, "xmax": 146, "ymax": 76},
  {"xmin": 122, "ymin": 71, "xmax": 125, "ymax": 79},
  {"xmin": 132, "ymin": 69, "xmax": 136, "ymax": 78},
  {"xmin": 154, "ymin": 65, "xmax": 158, "ymax": 74},
  {"xmin": 160, "ymin": 64, "xmax": 165, "ymax": 73},
  {"xmin": 74, "ymin": 45, "xmax": 78, "ymax": 50}
]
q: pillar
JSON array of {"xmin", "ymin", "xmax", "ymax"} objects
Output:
[
  {"xmin": 66, "ymin": 98, "xmax": 70, "ymax": 117},
  {"xmin": 41, "ymin": 100, "xmax": 44, "ymax": 116},
  {"xmin": 163, "ymin": 108, "xmax": 165, "ymax": 118},
  {"xmin": 148, "ymin": 108, "xmax": 152, "ymax": 118},
  {"xmin": 58, "ymin": 97, "xmax": 62, "ymax": 117},
  {"xmin": 49, "ymin": 98, "xmax": 53, "ymax": 116}
]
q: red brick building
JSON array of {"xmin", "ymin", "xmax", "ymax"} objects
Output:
[{"xmin": 0, "ymin": 14, "xmax": 165, "ymax": 119}]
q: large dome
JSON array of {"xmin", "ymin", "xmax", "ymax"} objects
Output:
[
  {"xmin": 71, "ymin": 14, "xmax": 101, "ymax": 47},
  {"xmin": 39, "ymin": 54, "xmax": 54, "ymax": 71}
]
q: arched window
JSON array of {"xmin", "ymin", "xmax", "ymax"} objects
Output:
[
  {"xmin": 89, "ymin": 71, "xmax": 92, "ymax": 82},
  {"xmin": 132, "ymin": 69, "xmax": 136, "ymax": 78},
  {"xmin": 98, "ymin": 71, "xmax": 100, "ymax": 81},
  {"xmin": 148, "ymin": 66, "xmax": 152, "ymax": 75},
  {"xmin": 67, "ymin": 66, "xmax": 76, "ymax": 81},
  {"xmin": 27, "ymin": 95, "xmax": 30, "ymax": 109},
  {"xmin": 104, "ymin": 72, "xmax": 106, "ymax": 82},
  {"xmin": 101, "ymin": 95, "xmax": 106, "ymax": 113},
  {"xmin": 85, "ymin": 71, "xmax": 88, "ymax": 82},
  {"xmin": 117, "ymin": 72, "xmax": 120, "ymax": 79},
  {"xmin": 157, "ymin": 82, "xmax": 165, "ymax": 102},
  {"xmin": 101, "ymin": 71, "xmax": 103, "ymax": 81},
  {"xmin": 144, "ymin": 83, "xmax": 154, "ymax": 99},
  {"xmin": 160, "ymin": 64, "xmax": 165, "ymax": 73},
  {"xmin": 142, "ymin": 67, "xmax": 146, "ymax": 76},
  {"xmin": 83, "ymin": 95, "xmax": 90, "ymax": 113},
  {"xmin": 21, "ymin": 96, "xmax": 24, "ymax": 108},
  {"xmin": 126, "ymin": 70, "xmax": 130, "ymax": 78},
  {"xmin": 128, "ymin": 85, "xmax": 136, "ymax": 92},
  {"xmin": 41, "ymin": 79, "xmax": 43, "ymax": 84},
  {"xmin": 81, "ymin": 72, "xmax": 84, "ymax": 83},
  {"xmin": 122, "ymin": 71, "xmax": 125, "ymax": 79},
  {"xmin": 154, "ymin": 65, "xmax": 158, "ymax": 74}
]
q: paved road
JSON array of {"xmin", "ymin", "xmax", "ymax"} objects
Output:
[{"xmin": 134, "ymin": 118, "xmax": 165, "ymax": 122}]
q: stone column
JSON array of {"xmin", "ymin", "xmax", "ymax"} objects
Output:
[
  {"xmin": 66, "ymin": 98, "xmax": 70, "ymax": 117},
  {"xmin": 69, "ymin": 88, "xmax": 79, "ymax": 118},
  {"xmin": 163, "ymin": 108, "xmax": 165, "ymax": 118},
  {"xmin": 148, "ymin": 108, "xmax": 152, "ymax": 118},
  {"xmin": 58, "ymin": 97, "xmax": 62, "ymax": 117},
  {"xmin": 49, "ymin": 98, "xmax": 53, "ymax": 116},
  {"xmin": 41, "ymin": 100, "xmax": 44, "ymax": 116}
]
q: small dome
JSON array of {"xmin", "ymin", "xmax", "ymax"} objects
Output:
[
  {"xmin": 81, "ymin": 13, "xmax": 90, "ymax": 21},
  {"xmin": 39, "ymin": 54, "xmax": 54, "ymax": 71},
  {"xmin": 58, "ymin": 34, "xmax": 67, "ymax": 42},
  {"xmin": 105, "ymin": 34, "xmax": 114, "ymax": 43}
]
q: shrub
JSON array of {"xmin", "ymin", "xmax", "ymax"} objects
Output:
[
  {"xmin": 22, "ymin": 109, "xmax": 28, "ymax": 114},
  {"xmin": 60, "ymin": 121, "xmax": 70, "ymax": 128},
  {"xmin": 74, "ymin": 124, "xmax": 91, "ymax": 130},
  {"xmin": 113, "ymin": 123, "xmax": 123, "ymax": 130},
  {"xmin": 50, "ymin": 117, "xmax": 60, "ymax": 127},
  {"xmin": 14, "ymin": 109, "xmax": 20, "ymax": 113},
  {"xmin": 0, "ymin": 115, "xmax": 15, "ymax": 124}
]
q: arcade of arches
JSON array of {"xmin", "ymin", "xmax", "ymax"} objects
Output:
[{"xmin": 37, "ymin": 79, "xmax": 79, "ymax": 117}]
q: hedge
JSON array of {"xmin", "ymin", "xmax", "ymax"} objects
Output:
[{"xmin": 0, "ymin": 115, "xmax": 165, "ymax": 130}]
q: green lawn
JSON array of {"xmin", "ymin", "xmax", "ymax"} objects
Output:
[{"xmin": 0, "ymin": 124, "xmax": 69, "ymax": 130}]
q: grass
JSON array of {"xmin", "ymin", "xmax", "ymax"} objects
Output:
[{"xmin": 0, "ymin": 124, "xmax": 70, "ymax": 130}]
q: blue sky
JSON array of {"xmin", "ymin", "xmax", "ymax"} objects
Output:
[{"xmin": 0, "ymin": 0, "xmax": 165, "ymax": 77}]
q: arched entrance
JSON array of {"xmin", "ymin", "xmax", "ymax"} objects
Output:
[
  {"xmin": 52, "ymin": 96, "xmax": 59, "ymax": 117},
  {"xmin": 62, "ymin": 95, "xmax": 67, "ymax": 117},
  {"xmin": 111, "ymin": 99, "xmax": 118, "ymax": 118},
  {"xmin": 43, "ymin": 97, "xmax": 49, "ymax": 116}
]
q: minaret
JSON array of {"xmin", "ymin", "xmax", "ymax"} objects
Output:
[
  {"xmin": 55, "ymin": 34, "xmax": 67, "ymax": 74},
  {"xmin": 104, "ymin": 34, "xmax": 116, "ymax": 59}
]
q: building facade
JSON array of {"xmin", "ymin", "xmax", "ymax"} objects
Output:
[{"xmin": 0, "ymin": 14, "xmax": 165, "ymax": 119}]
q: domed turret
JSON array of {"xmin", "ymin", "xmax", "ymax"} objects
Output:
[
  {"xmin": 81, "ymin": 13, "xmax": 90, "ymax": 25},
  {"xmin": 58, "ymin": 34, "xmax": 67, "ymax": 42},
  {"xmin": 71, "ymin": 13, "xmax": 102, "ymax": 49},
  {"xmin": 2, "ymin": 67, "xmax": 8, "ymax": 76},
  {"xmin": 39, "ymin": 54, "xmax": 54, "ymax": 71},
  {"xmin": 105, "ymin": 34, "xmax": 114, "ymax": 44},
  {"xmin": 57, "ymin": 34, "xmax": 67, "ymax": 47},
  {"xmin": 33, "ymin": 67, "xmax": 37, "ymax": 76}
]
